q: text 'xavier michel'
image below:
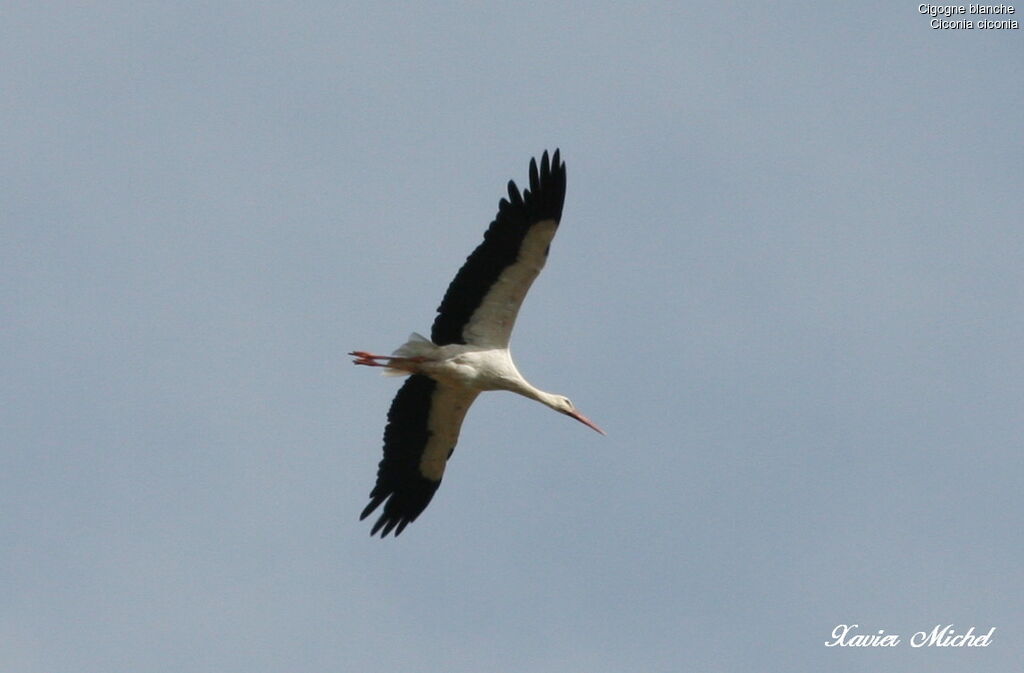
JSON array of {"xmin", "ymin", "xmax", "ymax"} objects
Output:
[{"xmin": 826, "ymin": 624, "xmax": 995, "ymax": 648}]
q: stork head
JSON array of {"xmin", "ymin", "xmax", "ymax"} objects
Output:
[{"xmin": 552, "ymin": 395, "xmax": 606, "ymax": 435}]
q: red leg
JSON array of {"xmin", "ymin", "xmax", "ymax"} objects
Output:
[
  {"xmin": 349, "ymin": 351, "xmax": 427, "ymax": 368},
  {"xmin": 349, "ymin": 351, "xmax": 391, "ymax": 367}
]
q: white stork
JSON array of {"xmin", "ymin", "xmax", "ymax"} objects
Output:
[{"xmin": 351, "ymin": 150, "xmax": 604, "ymax": 537}]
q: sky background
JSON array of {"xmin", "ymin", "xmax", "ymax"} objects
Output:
[{"xmin": 3, "ymin": 3, "xmax": 1022, "ymax": 672}]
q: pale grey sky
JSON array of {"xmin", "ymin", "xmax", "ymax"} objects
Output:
[{"xmin": 3, "ymin": 3, "xmax": 1022, "ymax": 672}]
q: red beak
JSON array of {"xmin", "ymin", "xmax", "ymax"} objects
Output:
[{"xmin": 569, "ymin": 409, "xmax": 606, "ymax": 435}]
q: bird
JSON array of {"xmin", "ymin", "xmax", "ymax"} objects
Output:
[{"xmin": 350, "ymin": 149, "xmax": 604, "ymax": 537}]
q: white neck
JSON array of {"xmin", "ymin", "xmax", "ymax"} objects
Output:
[{"xmin": 510, "ymin": 378, "xmax": 562, "ymax": 411}]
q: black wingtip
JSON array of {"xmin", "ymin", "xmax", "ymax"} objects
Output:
[
  {"xmin": 362, "ymin": 494, "xmax": 416, "ymax": 537},
  {"xmin": 507, "ymin": 179, "xmax": 523, "ymax": 206},
  {"xmin": 359, "ymin": 495, "xmax": 384, "ymax": 521},
  {"xmin": 541, "ymin": 148, "xmax": 562, "ymax": 171},
  {"xmin": 369, "ymin": 515, "xmax": 407, "ymax": 538}
]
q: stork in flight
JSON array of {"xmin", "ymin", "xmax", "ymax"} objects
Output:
[{"xmin": 351, "ymin": 150, "xmax": 604, "ymax": 537}]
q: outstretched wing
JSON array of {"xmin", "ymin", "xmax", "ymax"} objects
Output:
[
  {"xmin": 431, "ymin": 149, "xmax": 567, "ymax": 348},
  {"xmin": 360, "ymin": 375, "xmax": 479, "ymax": 537}
]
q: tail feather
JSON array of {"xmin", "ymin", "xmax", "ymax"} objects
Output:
[
  {"xmin": 391, "ymin": 332, "xmax": 433, "ymax": 358},
  {"xmin": 381, "ymin": 333, "xmax": 435, "ymax": 377}
]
